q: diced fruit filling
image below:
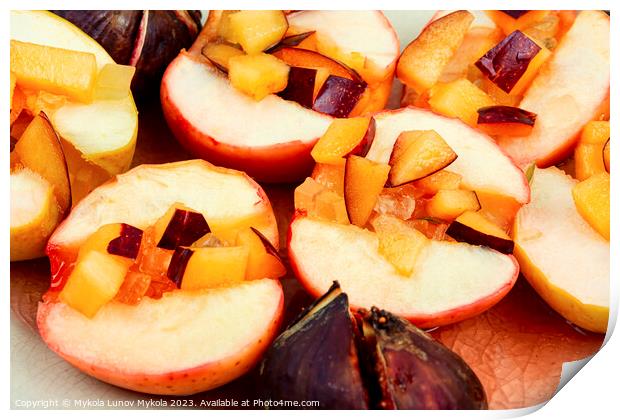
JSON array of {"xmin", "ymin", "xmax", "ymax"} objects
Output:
[
  {"xmin": 574, "ymin": 121, "xmax": 610, "ymax": 181},
  {"xmin": 57, "ymin": 204, "xmax": 284, "ymax": 316},
  {"xmin": 572, "ymin": 172, "xmax": 610, "ymax": 240},
  {"xmin": 344, "ymin": 155, "xmax": 391, "ymax": 227},
  {"xmin": 228, "ymin": 53, "xmax": 290, "ymax": 100},
  {"xmin": 204, "ymin": 12, "xmax": 369, "ymax": 115},
  {"xmin": 388, "ymin": 130, "xmax": 457, "ymax": 186},
  {"xmin": 428, "ymin": 79, "xmax": 495, "ymax": 127},
  {"xmin": 426, "ymin": 189, "xmax": 481, "ymax": 221},
  {"xmin": 311, "ymin": 117, "xmax": 375, "ymax": 164}
]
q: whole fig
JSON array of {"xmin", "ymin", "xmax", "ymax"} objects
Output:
[
  {"xmin": 259, "ymin": 282, "xmax": 487, "ymax": 410},
  {"xmin": 52, "ymin": 10, "xmax": 202, "ymax": 96}
]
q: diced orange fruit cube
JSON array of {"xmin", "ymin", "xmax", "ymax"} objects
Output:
[
  {"xmin": 295, "ymin": 177, "xmax": 326, "ymax": 211},
  {"xmin": 428, "ymin": 78, "xmax": 495, "ymax": 127},
  {"xmin": 59, "ymin": 250, "xmax": 131, "ymax": 318},
  {"xmin": 344, "ymin": 156, "xmax": 391, "ymax": 227},
  {"xmin": 94, "ymin": 63, "xmax": 135, "ymax": 100},
  {"xmin": 426, "ymin": 189, "xmax": 481, "ymax": 220},
  {"xmin": 413, "ymin": 170, "xmax": 462, "ymax": 196},
  {"xmin": 295, "ymin": 177, "xmax": 349, "ymax": 224},
  {"xmin": 236, "ymin": 228, "xmax": 286, "ymax": 280},
  {"xmin": 10, "ymin": 40, "xmax": 97, "ymax": 103},
  {"xmin": 12, "ymin": 113, "xmax": 71, "ymax": 212},
  {"xmin": 575, "ymin": 121, "xmax": 610, "ymax": 181},
  {"xmin": 202, "ymin": 43, "xmax": 244, "ymax": 71},
  {"xmin": 78, "ymin": 223, "xmax": 124, "ymax": 260},
  {"xmin": 228, "ymin": 53, "xmax": 289, "ymax": 100},
  {"xmin": 180, "ymin": 246, "xmax": 249, "ymax": 290},
  {"xmin": 371, "ymin": 214, "xmax": 429, "ymax": 276},
  {"xmin": 388, "ymin": 130, "xmax": 457, "ymax": 186},
  {"xmin": 311, "ymin": 163, "xmax": 345, "ymax": 195},
  {"xmin": 572, "ymin": 172, "xmax": 610, "ymax": 240},
  {"xmin": 311, "ymin": 117, "xmax": 374, "ymax": 165},
  {"xmin": 396, "ymin": 11, "xmax": 474, "ymax": 93},
  {"xmin": 227, "ymin": 10, "xmax": 289, "ymax": 54},
  {"xmin": 483, "ymin": 79, "xmax": 521, "ymax": 107}
]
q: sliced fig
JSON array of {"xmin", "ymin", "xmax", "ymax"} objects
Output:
[
  {"xmin": 259, "ymin": 282, "xmax": 369, "ymax": 409},
  {"xmin": 313, "ymin": 75, "xmax": 367, "ymax": 118},
  {"xmin": 278, "ymin": 66, "xmax": 317, "ymax": 109},
  {"xmin": 475, "ymin": 30, "xmax": 541, "ymax": 93},
  {"xmin": 106, "ymin": 224, "xmax": 143, "ymax": 259},
  {"xmin": 259, "ymin": 282, "xmax": 488, "ymax": 410}
]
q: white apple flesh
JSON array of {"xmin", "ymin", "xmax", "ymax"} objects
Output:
[{"xmin": 288, "ymin": 215, "xmax": 519, "ymax": 327}]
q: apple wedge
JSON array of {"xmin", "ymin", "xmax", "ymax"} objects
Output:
[
  {"xmin": 497, "ymin": 11, "xmax": 610, "ymax": 167},
  {"xmin": 10, "ymin": 10, "xmax": 139, "ymax": 201},
  {"xmin": 513, "ymin": 167, "xmax": 609, "ymax": 333},
  {"xmin": 38, "ymin": 279, "xmax": 283, "ymax": 395},
  {"xmin": 288, "ymin": 214, "xmax": 519, "ymax": 327},
  {"xmin": 161, "ymin": 11, "xmax": 398, "ymax": 182},
  {"xmin": 365, "ymin": 107, "xmax": 530, "ymax": 204},
  {"xmin": 47, "ymin": 160, "xmax": 278, "ymax": 288}
]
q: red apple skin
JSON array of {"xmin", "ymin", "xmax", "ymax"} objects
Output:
[
  {"xmin": 287, "ymin": 212, "xmax": 519, "ymax": 328},
  {"xmin": 36, "ymin": 283, "xmax": 284, "ymax": 395}
]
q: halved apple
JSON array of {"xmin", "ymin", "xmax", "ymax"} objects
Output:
[
  {"xmin": 10, "ymin": 10, "xmax": 139, "ymax": 202},
  {"xmin": 39, "ymin": 159, "xmax": 283, "ymax": 394},
  {"xmin": 497, "ymin": 11, "xmax": 610, "ymax": 167},
  {"xmin": 289, "ymin": 214, "xmax": 519, "ymax": 327},
  {"xmin": 513, "ymin": 167, "xmax": 609, "ymax": 333},
  {"xmin": 161, "ymin": 11, "xmax": 399, "ymax": 182},
  {"xmin": 365, "ymin": 107, "xmax": 530, "ymax": 205}
]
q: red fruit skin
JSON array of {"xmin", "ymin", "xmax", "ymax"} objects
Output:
[
  {"xmin": 160, "ymin": 58, "xmax": 320, "ymax": 183},
  {"xmin": 287, "ymin": 212, "xmax": 519, "ymax": 328},
  {"xmin": 36, "ymin": 280, "xmax": 284, "ymax": 395}
]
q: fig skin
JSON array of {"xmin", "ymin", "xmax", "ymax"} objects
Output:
[
  {"xmin": 259, "ymin": 284, "xmax": 369, "ymax": 409},
  {"xmin": 361, "ymin": 307, "xmax": 488, "ymax": 409},
  {"xmin": 259, "ymin": 282, "xmax": 488, "ymax": 410},
  {"xmin": 52, "ymin": 10, "xmax": 202, "ymax": 96}
]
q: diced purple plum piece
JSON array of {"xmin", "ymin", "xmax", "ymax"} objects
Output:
[
  {"xmin": 166, "ymin": 247, "xmax": 194, "ymax": 287},
  {"xmin": 475, "ymin": 30, "xmax": 541, "ymax": 93},
  {"xmin": 313, "ymin": 75, "xmax": 367, "ymax": 118},
  {"xmin": 157, "ymin": 209, "xmax": 210, "ymax": 250},
  {"xmin": 477, "ymin": 105, "xmax": 537, "ymax": 126},
  {"xmin": 499, "ymin": 10, "xmax": 529, "ymax": 19},
  {"xmin": 278, "ymin": 66, "xmax": 317, "ymax": 109},
  {"xmin": 107, "ymin": 224, "xmax": 143, "ymax": 259}
]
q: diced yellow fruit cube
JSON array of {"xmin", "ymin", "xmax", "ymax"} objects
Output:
[
  {"xmin": 78, "ymin": 223, "xmax": 123, "ymax": 260},
  {"xmin": 311, "ymin": 117, "xmax": 373, "ymax": 165},
  {"xmin": 228, "ymin": 53, "xmax": 289, "ymax": 100},
  {"xmin": 94, "ymin": 63, "xmax": 135, "ymax": 100},
  {"xmin": 413, "ymin": 170, "xmax": 462, "ymax": 195},
  {"xmin": 426, "ymin": 189, "xmax": 481, "ymax": 220},
  {"xmin": 180, "ymin": 246, "xmax": 249, "ymax": 290},
  {"xmin": 10, "ymin": 40, "xmax": 97, "ymax": 103},
  {"xmin": 202, "ymin": 43, "xmax": 244, "ymax": 71},
  {"xmin": 217, "ymin": 11, "xmax": 240, "ymax": 43},
  {"xmin": 294, "ymin": 177, "xmax": 349, "ymax": 224},
  {"xmin": 59, "ymin": 250, "xmax": 131, "ymax": 318},
  {"xmin": 228, "ymin": 10, "xmax": 289, "ymax": 54},
  {"xmin": 575, "ymin": 121, "xmax": 610, "ymax": 181},
  {"xmin": 428, "ymin": 78, "xmax": 495, "ymax": 126},
  {"xmin": 371, "ymin": 214, "xmax": 429, "ymax": 276},
  {"xmin": 572, "ymin": 172, "xmax": 610, "ymax": 240}
]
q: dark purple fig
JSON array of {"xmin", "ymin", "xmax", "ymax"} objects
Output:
[
  {"xmin": 266, "ymin": 31, "xmax": 316, "ymax": 53},
  {"xmin": 166, "ymin": 247, "xmax": 194, "ymax": 287},
  {"xmin": 259, "ymin": 282, "xmax": 487, "ymax": 410},
  {"xmin": 157, "ymin": 209, "xmax": 210, "ymax": 250},
  {"xmin": 278, "ymin": 66, "xmax": 317, "ymax": 109},
  {"xmin": 106, "ymin": 224, "xmax": 143, "ymax": 259},
  {"xmin": 477, "ymin": 105, "xmax": 537, "ymax": 126},
  {"xmin": 52, "ymin": 10, "xmax": 202, "ymax": 96},
  {"xmin": 499, "ymin": 10, "xmax": 529, "ymax": 19},
  {"xmin": 313, "ymin": 75, "xmax": 367, "ymax": 118},
  {"xmin": 475, "ymin": 30, "xmax": 541, "ymax": 93},
  {"xmin": 358, "ymin": 307, "xmax": 488, "ymax": 409},
  {"xmin": 259, "ymin": 282, "xmax": 369, "ymax": 409},
  {"xmin": 348, "ymin": 117, "xmax": 376, "ymax": 158}
]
